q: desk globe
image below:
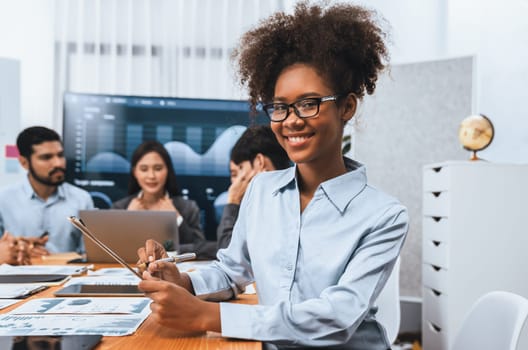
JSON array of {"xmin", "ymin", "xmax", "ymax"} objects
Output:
[{"xmin": 458, "ymin": 114, "xmax": 494, "ymax": 160}]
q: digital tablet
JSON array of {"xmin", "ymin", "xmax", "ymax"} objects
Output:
[
  {"xmin": 0, "ymin": 335, "xmax": 102, "ymax": 350},
  {"xmin": 54, "ymin": 284, "xmax": 144, "ymax": 297}
]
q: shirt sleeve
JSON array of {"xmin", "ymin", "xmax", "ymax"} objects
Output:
[
  {"xmin": 219, "ymin": 204, "xmax": 408, "ymax": 347},
  {"xmin": 187, "ymin": 182, "xmax": 255, "ymax": 301}
]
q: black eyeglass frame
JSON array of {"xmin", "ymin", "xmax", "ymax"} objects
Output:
[{"xmin": 262, "ymin": 95, "xmax": 340, "ymax": 122}]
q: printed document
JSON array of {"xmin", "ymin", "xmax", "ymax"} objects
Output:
[{"xmin": 0, "ymin": 297, "xmax": 151, "ymax": 336}]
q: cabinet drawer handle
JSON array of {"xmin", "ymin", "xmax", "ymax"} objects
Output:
[
  {"xmin": 431, "ymin": 288, "xmax": 442, "ymax": 296},
  {"xmin": 432, "ymin": 240, "xmax": 441, "ymax": 247},
  {"xmin": 432, "ymin": 216, "xmax": 442, "ymax": 222},
  {"xmin": 432, "ymin": 191, "xmax": 441, "ymax": 197},
  {"xmin": 432, "ymin": 167, "xmax": 442, "ymax": 173},
  {"xmin": 429, "ymin": 322, "xmax": 442, "ymax": 332},
  {"xmin": 431, "ymin": 265, "xmax": 441, "ymax": 271}
]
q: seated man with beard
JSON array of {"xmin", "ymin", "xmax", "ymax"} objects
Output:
[{"xmin": 0, "ymin": 126, "xmax": 94, "ymax": 257}]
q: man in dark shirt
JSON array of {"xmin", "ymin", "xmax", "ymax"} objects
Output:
[{"xmin": 217, "ymin": 125, "xmax": 290, "ymax": 250}]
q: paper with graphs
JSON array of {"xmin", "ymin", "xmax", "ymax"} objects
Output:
[{"xmin": 0, "ymin": 297, "xmax": 151, "ymax": 336}]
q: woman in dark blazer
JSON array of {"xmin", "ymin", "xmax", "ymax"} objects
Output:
[{"xmin": 112, "ymin": 140, "xmax": 208, "ymax": 257}]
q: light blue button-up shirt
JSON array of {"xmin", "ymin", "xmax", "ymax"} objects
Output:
[
  {"xmin": 188, "ymin": 158, "xmax": 409, "ymax": 349},
  {"xmin": 0, "ymin": 176, "xmax": 94, "ymax": 253}
]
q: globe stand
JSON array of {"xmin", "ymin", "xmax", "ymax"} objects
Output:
[
  {"xmin": 468, "ymin": 150, "xmax": 488, "ymax": 161},
  {"xmin": 458, "ymin": 114, "xmax": 494, "ymax": 161}
]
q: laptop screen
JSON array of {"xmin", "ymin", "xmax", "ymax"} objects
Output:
[{"xmin": 79, "ymin": 210, "xmax": 179, "ymax": 263}]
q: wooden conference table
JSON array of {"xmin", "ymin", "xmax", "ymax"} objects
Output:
[{"xmin": 1, "ymin": 254, "xmax": 261, "ymax": 350}]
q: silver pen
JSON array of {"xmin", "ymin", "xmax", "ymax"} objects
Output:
[{"xmin": 137, "ymin": 252, "xmax": 196, "ymax": 269}]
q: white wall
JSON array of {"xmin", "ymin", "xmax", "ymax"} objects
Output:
[
  {"xmin": 359, "ymin": 0, "xmax": 448, "ymax": 64},
  {"xmin": 0, "ymin": 58, "xmax": 22, "ymax": 184},
  {"xmin": 445, "ymin": 0, "xmax": 528, "ymax": 163},
  {"xmin": 2, "ymin": 0, "xmax": 526, "ymax": 163},
  {"xmin": 362, "ymin": 0, "xmax": 528, "ymax": 163},
  {"xmin": 0, "ymin": 0, "xmax": 55, "ymax": 132}
]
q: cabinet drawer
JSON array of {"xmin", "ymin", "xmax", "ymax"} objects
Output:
[
  {"xmin": 423, "ymin": 191, "xmax": 450, "ymax": 217},
  {"xmin": 423, "ymin": 216, "xmax": 450, "ymax": 242},
  {"xmin": 422, "ymin": 319, "xmax": 449, "ymax": 350},
  {"xmin": 423, "ymin": 263, "xmax": 448, "ymax": 292},
  {"xmin": 422, "ymin": 286, "xmax": 450, "ymax": 350},
  {"xmin": 423, "ymin": 239, "xmax": 449, "ymax": 269},
  {"xmin": 423, "ymin": 287, "xmax": 449, "ymax": 329},
  {"xmin": 423, "ymin": 165, "xmax": 450, "ymax": 192}
]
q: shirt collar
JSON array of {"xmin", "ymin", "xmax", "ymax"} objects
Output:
[
  {"xmin": 22, "ymin": 174, "xmax": 65, "ymax": 201},
  {"xmin": 270, "ymin": 166, "xmax": 297, "ymax": 194},
  {"xmin": 271, "ymin": 157, "xmax": 367, "ymax": 214},
  {"xmin": 319, "ymin": 157, "xmax": 367, "ymax": 214}
]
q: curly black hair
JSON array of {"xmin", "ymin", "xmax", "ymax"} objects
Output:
[{"xmin": 232, "ymin": 1, "xmax": 390, "ymax": 111}]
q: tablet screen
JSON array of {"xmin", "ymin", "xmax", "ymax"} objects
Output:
[{"xmin": 54, "ymin": 284, "xmax": 143, "ymax": 297}]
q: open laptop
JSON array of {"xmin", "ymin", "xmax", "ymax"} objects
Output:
[{"xmin": 79, "ymin": 210, "xmax": 179, "ymax": 263}]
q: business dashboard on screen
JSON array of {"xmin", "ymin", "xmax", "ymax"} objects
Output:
[{"xmin": 63, "ymin": 92, "xmax": 265, "ymax": 239}]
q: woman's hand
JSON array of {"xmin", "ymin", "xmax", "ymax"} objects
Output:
[
  {"xmin": 139, "ymin": 270, "xmax": 220, "ymax": 332},
  {"xmin": 144, "ymin": 257, "xmax": 185, "ymax": 285},
  {"xmin": 128, "ymin": 195, "xmax": 182, "ymax": 218},
  {"xmin": 138, "ymin": 239, "xmax": 168, "ymax": 260},
  {"xmin": 137, "ymin": 239, "xmax": 168, "ymax": 274},
  {"xmin": 157, "ymin": 196, "xmax": 178, "ymax": 212},
  {"xmin": 127, "ymin": 197, "xmax": 146, "ymax": 211},
  {"xmin": 138, "ymin": 250, "xmax": 194, "ymax": 292}
]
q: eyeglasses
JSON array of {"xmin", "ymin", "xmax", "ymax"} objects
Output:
[{"xmin": 262, "ymin": 95, "xmax": 340, "ymax": 122}]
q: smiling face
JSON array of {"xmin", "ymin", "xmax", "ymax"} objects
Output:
[
  {"xmin": 133, "ymin": 151, "xmax": 168, "ymax": 197},
  {"xmin": 270, "ymin": 63, "xmax": 355, "ymax": 173}
]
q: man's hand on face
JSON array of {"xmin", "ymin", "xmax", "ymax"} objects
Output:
[{"xmin": 227, "ymin": 161, "xmax": 258, "ymax": 205}]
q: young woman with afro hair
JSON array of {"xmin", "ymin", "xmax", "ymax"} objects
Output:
[{"xmin": 138, "ymin": 2, "xmax": 408, "ymax": 349}]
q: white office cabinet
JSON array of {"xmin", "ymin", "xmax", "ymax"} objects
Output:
[{"xmin": 421, "ymin": 161, "xmax": 528, "ymax": 350}]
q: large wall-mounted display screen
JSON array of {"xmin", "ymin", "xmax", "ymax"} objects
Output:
[{"xmin": 63, "ymin": 92, "xmax": 265, "ymax": 240}]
